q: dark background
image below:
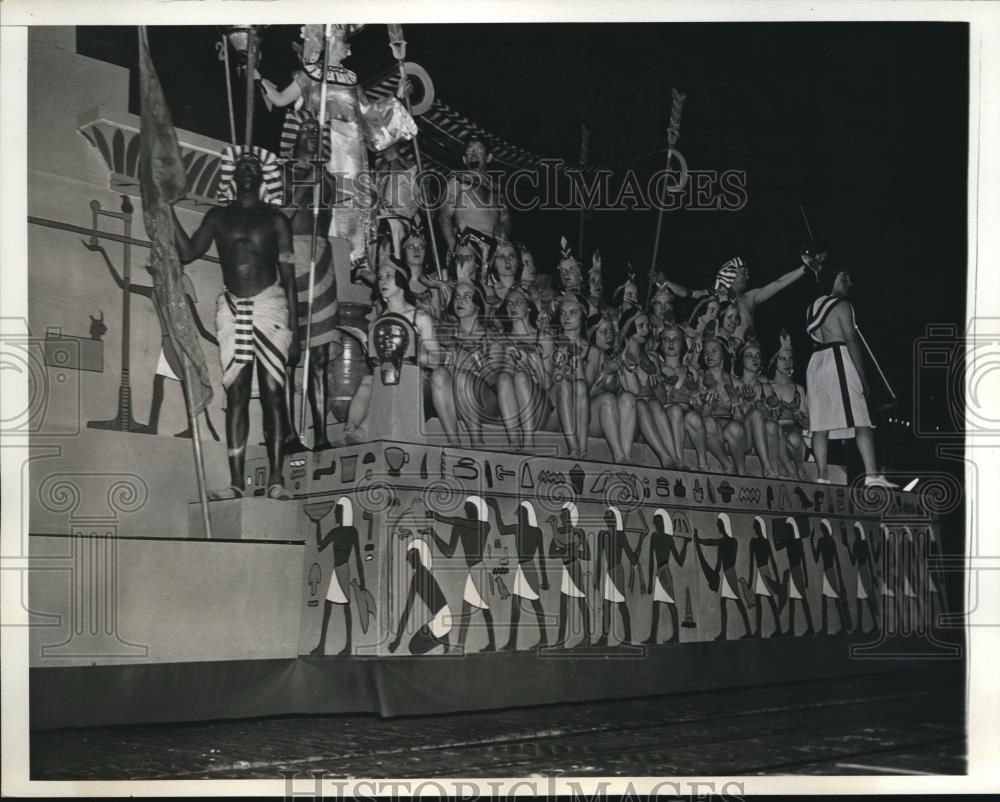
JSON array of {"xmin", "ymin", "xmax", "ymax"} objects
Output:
[{"xmin": 77, "ymin": 23, "xmax": 969, "ymax": 478}]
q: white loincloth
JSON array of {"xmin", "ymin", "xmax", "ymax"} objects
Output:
[
  {"xmin": 463, "ymin": 571, "xmax": 490, "ymax": 610},
  {"xmin": 822, "ymin": 574, "xmax": 839, "ymax": 599},
  {"xmin": 512, "ymin": 564, "xmax": 540, "ymax": 601},
  {"xmin": 602, "ymin": 572, "xmax": 625, "ymax": 603},
  {"xmin": 155, "ymin": 348, "xmax": 180, "ymax": 381},
  {"xmin": 428, "ymin": 606, "xmax": 453, "ymax": 639},
  {"xmin": 560, "ymin": 565, "xmax": 585, "ymax": 598},
  {"xmin": 857, "ymin": 573, "xmax": 869, "ymax": 600},
  {"xmin": 903, "ymin": 577, "xmax": 917, "ymax": 598},
  {"xmin": 216, "ymin": 283, "xmax": 291, "ymax": 389},
  {"xmin": 653, "ymin": 575, "xmax": 675, "ymax": 604},
  {"xmin": 787, "ymin": 574, "xmax": 804, "ymax": 600},
  {"xmin": 754, "ymin": 571, "xmax": 771, "ymax": 597},
  {"xmin": 325, "ymin": 567, "xmax": 349, "ymax": 604},
  {"xmin": 720, "ymin": 572, "xmax": 738, "ymax": 601}
]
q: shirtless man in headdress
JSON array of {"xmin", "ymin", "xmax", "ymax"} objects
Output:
[
  {"xmin": 172, "ymin": 152, "xmax": 298, "ymax": 500},
  {"xmin": 440, "ymin": 138, "xmax": 512, "ymax": 273},
  {"xmin": 715, "ymin": 254, "xmax": 816, "ymax": 343}
]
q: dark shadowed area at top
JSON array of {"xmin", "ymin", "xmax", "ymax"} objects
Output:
[{"xmin": 77, "ymin": 23, "xmax": 968, "ymax": 441}]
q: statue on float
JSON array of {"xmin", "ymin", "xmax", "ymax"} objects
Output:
[{"xmin": 261, "ymin": 24, "xmax": 417, "ymax": 278}]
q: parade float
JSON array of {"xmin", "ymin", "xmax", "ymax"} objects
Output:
[{"xmin": 22, "ymin": 26, "xmax": 954, "ymax": 729}]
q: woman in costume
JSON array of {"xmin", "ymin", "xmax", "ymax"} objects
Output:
[
  {"xmin": 388, "ymin": 538, "xmax": 453, "ymax": 655},
  {"xmin": 418, "ymin": 232, "xmax": 483, "ymax": 321},
  {"xmin": 338, "ymin": 248, "xmax": 438, "ymax": 445},
  {"xmin": 485, "ymin": 498, "xmax": 550, "ymax": 650},
  {"xmin": 551, "ymin": 293, "xmax": 596, "ymax": 459},
  {"xmin": 617, "ymin": 308, "xmax": 683, "ymax": 469},
  {"xmin": 592, "ymin": 505, "xmax": 645, "ymax": 647},
  {"xmin": 546, "ymin": 502, "xmax": 592, "ymax": 649},
  {"xmin": 645, "ymin": 508, "xmax": 690, "ymax": 645},
  {"xmin": 805, "ymin": 268, "xmax": 896, "ymax": 488},
  {"xmin": 492, "ymin": 286, "xmax": 553, "ymax": 452},
  {"xmin": 653, "ymin": 323, "xmax": 704, "ymax": 471},
  {"xmin": 430, "ymin": 280, "xmax": 497, "ymax": 447},
  {"xmin": 555, "ymin": 237, "xmax": 600, "ymax": 315},
  {"xmin": 484, "ymin": 236, "xmax": 524, "ymax": 309},
  {"xmin": 768, "ymin": 331, "xmax": 811, "ymax": 480},
  {"xmin": 732, "ymin": 340, "xmax": 781, "ymax": 478},
  {"xmin": 693, "ymin": 335, "xmax": 748, "ymax": 474},
  {"xmin": 611, "ymin": 272, "xmax": 641, "ymax": 315},
  {"xmin": 743, "ymin": 516, "xmax": 784, "ymax": 638},
  {"xmin": 715, "ymin": 300, "xmax": 745, "ymax": 363},
  {"xmin": 584, "ymin": 312, "xmax": 637, "ymax": 463},
  {"xmin": 685, "ymin": 296, "xmax": 720, "ymax": 343},
  {"xmin": 694, "ymin": 513, "xmax": 753, "ymax": 640},
  {"xmin": 261, "ymin": 24, "xmax": 417, "ymax": 275}
]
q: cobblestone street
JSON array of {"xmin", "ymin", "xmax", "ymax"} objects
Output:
[{"xmin": 32, "ymin": 666, "xmax": 964, "ymax": 780}]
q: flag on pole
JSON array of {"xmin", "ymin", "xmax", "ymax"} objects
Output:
[{"xmin": 137, "ymin": 27, "xmax": 212, "ymax": 414}]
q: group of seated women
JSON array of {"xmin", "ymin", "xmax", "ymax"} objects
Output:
[{"xmin": 336, "ymin": 223, "xmax": 811, "ymax": 480}]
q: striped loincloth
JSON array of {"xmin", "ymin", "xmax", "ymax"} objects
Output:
[
  {"xmin": 216, "ymin": 283, "xmax": 291, "ymax": 389},
  {"xmin": 293, "ymin": 235, "xmax": 338, "ymax": 348}
]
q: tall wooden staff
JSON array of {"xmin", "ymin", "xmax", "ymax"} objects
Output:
[
  {"xmin": 298, "ymin": 24, "xmax": 333, "ymax": 438},
  {"xmin": 578, "ymin": 123, "xmax": 590, "ymax": 259},
  {"xmin": 387, "ymin": 24, "xmax": 443, "ymax": 278},
  {"xmin": 646, "ymin": 88, "xmax": 687, "ymax": 307},
  {"xmin": 243, "ymin": 28, "xmax": 260, "ymax": 146}
]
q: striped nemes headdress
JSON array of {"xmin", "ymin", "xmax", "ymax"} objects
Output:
[
  {"xmin": 714, "ymin": 256, "xmax": 746, "ymax": 292},
  {"xmin": 279, "ymin": 109, "xmax": 333, "ymax": 162},
  {"xmin": 216, "ymin": 145, "xmax": 284, "ymax": 207}
]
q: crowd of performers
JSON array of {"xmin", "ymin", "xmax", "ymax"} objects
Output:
[{"xmin": 166, "ymin": 23, "xmax": 897, "ymax": 500}]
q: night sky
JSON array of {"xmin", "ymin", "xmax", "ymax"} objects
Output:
[{"xmin": 77, "ymin": 23, "xmax": 969, "ymax": 456}]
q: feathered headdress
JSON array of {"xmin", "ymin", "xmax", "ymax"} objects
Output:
[{"xmin": 767, "ymin": 328, "xmax": 795, "ymax": 375}]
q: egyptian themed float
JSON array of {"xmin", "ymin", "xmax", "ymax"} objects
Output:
[{"xmin": 20, "ymin": 26, "xmax": 954, "ymax": 729}]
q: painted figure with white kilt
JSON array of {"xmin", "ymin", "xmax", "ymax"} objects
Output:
[
  {"xmin": 593, "ymin": 506, "xmax": 645, "ymax": 647},
  {"xmin": 694, "ymin": 513, "xmax": 752, "ymax": 640},
  {"xmin": 644, "ymin": 509, "xmax": 690, "ymax": 645},
  {"xmin": 547, "ymin": 502, "xmax": 592, "ymax": 649},
  {"xmin": 426, "ymin": 496, "xmax": 496, "ymax": 653},
  {"xmin": 778, "ymin": 517, "xmax": 816, "ymax": 636},
  {"xmin": 843, "ymin": 521, "xmax": 881, "ymax": 636},
  {"xmin": 742, "ymin": 516, "xmax": 785, "ymax": 638},
  {"xmin": 811, "ymin": 519, "xmax": 852, "ymax": 635},
  {"xmin": 311, "ymin": 497, "xmax": 366, "ymax": 655},
  {"xmin": 389, "ymin": 538, "xmax": 454, "ymax": 656},
  {"xmin": 486, "ymin": 498, "xmax": 550, "ymax": 651}
]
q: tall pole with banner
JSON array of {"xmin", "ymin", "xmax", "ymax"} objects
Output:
[{"xmin": 646, "ymin": 88, "xmax": 687, "ymax": 306}]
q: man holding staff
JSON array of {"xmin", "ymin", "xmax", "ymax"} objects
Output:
[{"xmin": 172, "ymin": 151, "xmax": 299, "ymax": 500}]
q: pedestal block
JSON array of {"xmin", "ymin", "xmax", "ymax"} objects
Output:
[{"xmin": 187, "ymin": 497, "xmax": 306, "ymax": 541}]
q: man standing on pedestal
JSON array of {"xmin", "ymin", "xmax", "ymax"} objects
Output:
[
  {"xmin": 440, "ymin": 138, "xmax": 512, "ymax": 274},
  {"xmin": 172, "ymin": 151, "xmax": 300, "ymax": 500},
  {"xmin": 282, "ymin": 113, "xmax": 340, "ymax": 452}
]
